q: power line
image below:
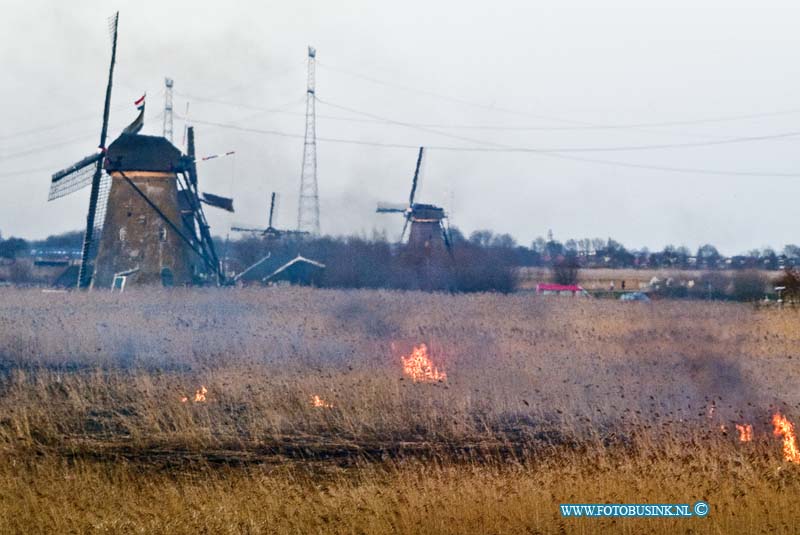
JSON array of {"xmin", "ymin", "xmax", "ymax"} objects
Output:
[
  {"xmin": 175, "ymin": 92, "xmax": 305, "ymax": 115},
  {"xmin": 311, "ymin": 113, "xmax": 759, "ymax": 135},
  {"xmin": 0, "ymin": 115, "xmax": 142, "ymax": 164},
  {"xmin": 0, "ymin": 104, "xmax": 129, "ymax": 142},
  {"xmin": 318, "ymin": 61, "xmax": 597, "ymax": 126},
  {"xmin": 0, "ymin": 132, "xmax": 98, "ymax": 162},
  {"xmin": 170, "ymin": 96, "xmax": 721, "ymax": 141},
  {"xmin": 316, "ymin": 98, "xmax": 800, "ymax": 177},
  {"xmin": 318, "ymin": 61, "xmax": 800, "ymax": 130},
  {"xmin": 173, "ymin": 93, "xmax": 554, "ymax": 133},
  {"xmin": 184, "ymin": 62, "xmax": 304, "ymax": 102},
  {"xmin": 0, "ymin": 164, "xmax": 63, "ymax": 180},
  {"xmin": 432, "ymin": 147, "xmax": 800, "ymax": 178},
  {"xmin": 179, "ymin": 117, "xmax": 306, "ymax": 140},
  {"xmin": 185, "ymin": 116, "xmax": 800, "ymax": 178},
  {"xmin": 317, "ymin": 98, "xmax": 800, "ymax": 153},
  {"xmin": 316, "ymin": 96, "xmax": 536, "ymax": 147},
  {"xmin": 0, "ymin": 108, "xmax": 157, "ymax": 165},
  {"xmin": 174, "ymin": 87, "xmax": 789, "ymax": 143}
]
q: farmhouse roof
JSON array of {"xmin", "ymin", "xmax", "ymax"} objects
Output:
[{"xmin": 262, "ymin": 255, "xmax": 326, "ymax": 282}]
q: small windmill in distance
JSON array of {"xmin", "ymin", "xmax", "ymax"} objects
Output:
[
  {"xmin": 232, "ymin": 192, "xmax": 309, "ymax": 240},
  {"xmin": 377, "ymin": 147, "xmax": 452, "ymax": 254}
]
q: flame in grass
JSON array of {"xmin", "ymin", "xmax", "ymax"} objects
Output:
[
  {"xmin": 773, "ymin": 413, "xmax": 800, "ymax": 464},
  {"xmin": 181, "ymin": 385, "xmax": 208, "ymax": 403},
  {"xmin": 735, "ymin": 424, "xmax": 753, "ymax": 442},
  {"xmin": 401, "ymin": 344, "xmax": 447, "ymax": 383},
  {"xmin": 311, "ymin": 395, "xmax": 333, "ymax": 409}
]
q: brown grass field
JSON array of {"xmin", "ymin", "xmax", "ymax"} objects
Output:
[{"xmin": 1, "ymin": 287, "xmax": 800, "ymax": 533}]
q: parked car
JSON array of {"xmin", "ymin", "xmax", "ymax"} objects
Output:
[{"xmin": 620, "ymin": 291, "xmax": 650, "ymax": 302}]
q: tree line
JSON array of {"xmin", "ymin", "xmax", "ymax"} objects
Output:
[{"xmin": 3, "ymin": 228, "xmax": 798, "ymax": 270}]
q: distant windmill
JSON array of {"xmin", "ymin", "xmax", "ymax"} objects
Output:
[
  {"xmin": 376, "ymin": 147, "xmax": 452, "ymax": 254},
  {"xmin": 232, "ymin": 192, "xmax": 309, "ymax": 239}
]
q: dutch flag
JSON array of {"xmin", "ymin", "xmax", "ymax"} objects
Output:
[{"xmin": 122, "ymin": 93, "xmax": 146, "ymax": 135}]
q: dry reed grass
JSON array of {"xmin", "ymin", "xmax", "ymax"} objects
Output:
[
  {"xmin": 2, "ymin": 447, "xmax": 799, "ymax": 535},
  {"xmin": 1, "ymin": 287, "xmax": 799, "ymax": 533}
]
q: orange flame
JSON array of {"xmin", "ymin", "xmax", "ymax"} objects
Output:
[
  {"xmin": 735, "ymin": 424, "xmax": 753, "ymax": 442},
  {"xmin": 401, "ymin": 344, "xmax": 447, "ymax": 383},
  {"xmin": 311, "ymin": 395, "xmax": 333, "ymax": 408},
  {"xmin": 772, "ymin": 413, "xmax": 800, "ymax": 463},
  {"xmin": 181, "ymin": 385, "xmax": 208, "ymax": 403}
]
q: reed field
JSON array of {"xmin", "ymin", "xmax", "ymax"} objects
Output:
[{"xmin": 1, "ymin": 287, "xmax": 800, "ymax": 533}]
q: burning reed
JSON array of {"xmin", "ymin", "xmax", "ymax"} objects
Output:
[{"xmin": 1, "ymin": 287, "xmax": 800, "ymax": 532}]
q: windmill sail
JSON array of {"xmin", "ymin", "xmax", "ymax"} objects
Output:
[
  {"xmin": 48, "ymin": 152, "xmax": 103, "ymax": 200},
  {"xmin": 201, "ymin": 192, "xmax": 234, "ymax": 212},
  {"xmin": 376, "ymin": 202, "xmax": 407, "ymax": 213},
  {"xmin": 268, "ymin": 191, "xmax": 276, "ymax": 227},
  {"xmin": 408, "ymin": 146, "xmax": 424, "ymax": 207},
  {"xmin": 230, "ymin": 225, "xmax": 264, "ymax": 233},
  {"xmin": 230, "ymin": 192, "xmax": 307, "ymax": 238},
  {"xmin": 178, "ymin": 127, "xmax": 224, "ymax": 284},
  {"xmin": 74, "ymin": 11, "xmax": 119, "ymax": 289}
]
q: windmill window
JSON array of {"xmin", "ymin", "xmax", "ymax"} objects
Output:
[
  {"xmin": 160, "ymin": 267, "xmax": 174, "ymax": 287},
  {"xmin": 119, "ymin": 227, "xmax": 127, "ymax": 242},
  {"xmin": 159, "ymin": 227, "xmax": 167, "ymax": 242},
  {"xmin": 138, "ymin": 215, "xmax": 146, "ymax": 225}
]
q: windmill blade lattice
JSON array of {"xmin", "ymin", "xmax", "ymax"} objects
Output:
[
  {"xmin": 84, "ymin": 171, "xmax": 112, "ymax": 270},
  {"xmin": 48, "ymin": 152, "xmax": 104, "ymax": 200}
]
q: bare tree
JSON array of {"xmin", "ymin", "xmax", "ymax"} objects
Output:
[{"xmin": 552, "ymin": 254, "xmax": 580, "ymax": 286}]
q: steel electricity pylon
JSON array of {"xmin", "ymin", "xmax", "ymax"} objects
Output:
[{"xmin": 297, "ymin": 46, "xmax": 320, "ymax": 235}]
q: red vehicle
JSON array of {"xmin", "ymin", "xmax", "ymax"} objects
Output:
[{"xmin": 535, "ymin": 283, "xmax": 591, "ymax": 297}]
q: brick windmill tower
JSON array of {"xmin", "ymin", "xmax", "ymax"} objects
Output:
[{"xmin": 90, "ymin": 133, "xmax": 191, "ymax": 287}]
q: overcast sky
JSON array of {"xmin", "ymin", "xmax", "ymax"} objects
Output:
[{"xmin": 3, "ymin": 0, "xmax": 800, "ymax": 254}]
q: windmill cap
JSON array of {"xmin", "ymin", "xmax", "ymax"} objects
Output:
[
  {"xmin": 105, "ymin": 134, "xmax": 182, "ymax": 173},
  {"xmin": 411, "ymin": 204, "xmax": 445, "ymax": 220}
]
